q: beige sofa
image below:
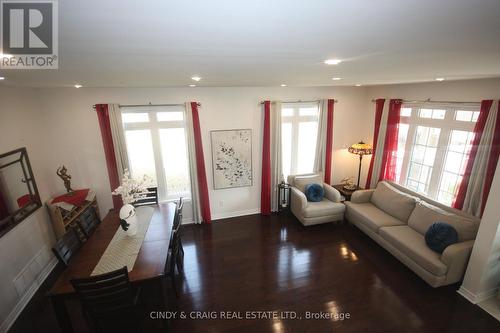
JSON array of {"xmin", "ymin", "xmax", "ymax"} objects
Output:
[
  {"xmin": 288, "ymin": 173, "xmax": 345, "ymax": 226},
  {"xmin": 345, "ymin": 181, "xmax": 480, "ymax": 287}
]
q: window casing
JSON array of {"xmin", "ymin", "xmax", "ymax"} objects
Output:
[
  {"xmin": 281, "ymin": 102, "xmax": 319, "ymax": 180},
  {"xmin": 121, "ymin": 106, "xmax": 191, "ymax": 201},
  {"xmin": 396, "ymin": 103, "xmax": 480, "ymax": 206}
]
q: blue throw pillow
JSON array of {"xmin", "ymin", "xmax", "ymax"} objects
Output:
[
  {"xmin": 304, "ymin": 183, "xmax": 324, "ymax": 202},
  {"xmin": 425, "ymin": 222, "xmax": 458, "ymax": 253}
]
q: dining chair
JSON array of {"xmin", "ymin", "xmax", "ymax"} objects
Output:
[
  {"xmin": 76, "ymin": 206, "xmax": 101, "ymax": 239},
  {"xmin": 164, "ymin": 199, "xmax": 184, "ymax": 297},
  {"xmin": 52, "ymin": 228, "xmax": 82, "ymax": 267},
  {"xmin": 133, "ymin": 187, "xmax": 158, "ymax": 207},
  {"xmin": 70, "ymin": 267, "xmax": 142, "ymax": 332}
]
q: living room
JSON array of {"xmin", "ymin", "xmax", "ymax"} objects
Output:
[{"xmin": 1, "ymin": 1, "xmax": 500, "ymax": 332}]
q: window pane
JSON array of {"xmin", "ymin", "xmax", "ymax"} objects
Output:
[
  {"xmin": 455, "ymin": 110, "xmax": 472, "ymax": 122},
  {"xmin": 125, "ymin": 130, "xmax": 156, "ymax": 183},
  {"xmin": 400, "ymin": 108, "xmax": 412, "ymax": 117},
  {"xmin": 432, "ymin": 109, "xmax": 446, "ymax": 119},
  {"xmin": 449, "ymin": 130, "xmax": 469, "ymax": 153},
  {"xmin": 299, "ymin": 107, "xmax": 318, "ymax": 116},
  {"xmin": 415, "ymin": 126, "xmax": 429, "ymax": 145},
  {"xmin": 428, "ymin": 128, "xmax": 441, "ymax": 146},
  {"xmin": 419, "ymin": 109, "xmax": 432, "ymax": 118},
  {"xmin": 157, "ymin": 112, "xmax": 183, "ymax": 121},
  {"xmin": 281, "ymin": 123, "xmax": 292, "ymax": 180},
  {"xmin": 444, "ymin": 151, "xmax": 462, "ymax": 173},
  {"xmin": 472, "ymin": 111, "xmax": 479, "ymax": 122},
  {"xmin": 296, "ymin": 122, "xmax": 318, "ymax": 174},
  {"xmin": 159, "ymin": 128, "xmax": 191, "ymax": 197},
  {"xmin": 396, "ymin": 123, "xmax": 409, "ymax": 182},
  {"xmin": 122, "ymin": 113, "xmax": 149, "ymax": 123},
  {"xmin": 282, "ymin": 108, "xmax": 294, "ymax": 117}
]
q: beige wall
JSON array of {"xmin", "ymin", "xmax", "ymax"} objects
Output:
[
  {"xmin": 0, "ymin": 87, "xmax": 57, "ymax": 331},
  {"xmin": 35, "ymin": 86, "xmax": 372, "ymax": 219}
]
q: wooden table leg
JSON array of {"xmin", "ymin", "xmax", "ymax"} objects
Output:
[{"xmin": 50, "ymin": 295, "xmax": 73, "ymax": 333}]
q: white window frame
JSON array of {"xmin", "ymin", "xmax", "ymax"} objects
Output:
[
  {"xmin": 398, "ymin": 103, "xmax": 479, "ymax": 202},
  {"xmin": 121, "ymin": 105, "xmax": 190, "ymax": 201},
  {"xmin": 281, "ymin": 102, "xmax": 319, "ymax": 176}
]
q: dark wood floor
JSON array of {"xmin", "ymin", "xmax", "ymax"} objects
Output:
[{"xmin": 9, "ymin": 213, "xmax": 500, "ymax": 333}]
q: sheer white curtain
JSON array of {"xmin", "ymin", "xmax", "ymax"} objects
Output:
[
  {"xmin": 185, "ymin": 102, "xmax": 203, "ymax": 223},
  {"xmin": 313, "ymin": 100, "xmax": 328, "ymax": 174},
  {"xmin": 461, "ymin": 100, "xmax": 499, "ymax": 217},
  {"xmin": 270, "ymin": 102, "xmax": 283, "ymax": 212},
  {"xmin": 108, "ymin": 104, "xmax": 129, "ymax": 181}
]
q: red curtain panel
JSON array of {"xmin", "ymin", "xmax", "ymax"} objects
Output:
[
  {"xmin": 95, "ymin": 104, "xmax": 122, "ymax": 211},
  {"xmin": 324, "ymin": 99, "xmax": 335, "ymax": 184},
  {"xmin": 190, "ymin": 102, "xmax": 212, "ymax": 223},
  {"xmin": 481, "ymin": 101, "xmax": 500, "ymax": 215},
  {"xmin": 453, "ymin": 100, "xmax": 492, "ymax": 210},
  {"xmin": 378, "ymin": 99, "xmax": 402, "ymax": 182},
  {"xmin": 261, "ymin": 101, "xmax": 271, "ymax": 216},
  {"xmin": 365, "ymin": 99, "xmax": 385, "ymax": 188}
]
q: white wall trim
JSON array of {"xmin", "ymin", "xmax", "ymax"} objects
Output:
[
  {"xmin": 458, "ymin": 286, "xmax": 499, "ymax": 304},
  {"xmin": 0, "ymin": 258, "xmax": 58, "ymax": 333},
  {"xmin": 212, "ymin": 208, "xmax": 260, "ymax": 221}
]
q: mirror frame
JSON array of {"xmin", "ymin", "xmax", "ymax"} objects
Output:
[{"xmin": 0, "ymin": 147, "xmax": 42, "ymax": 237}]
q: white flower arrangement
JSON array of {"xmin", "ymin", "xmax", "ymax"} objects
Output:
[{"xmin": 112, "ymin": 170, "xmax": 153, "ymax": 205}]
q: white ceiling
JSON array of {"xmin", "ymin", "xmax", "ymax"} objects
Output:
[{"xmin": 2, "ymin": 0, "xmax": 500, "ymax": 88}]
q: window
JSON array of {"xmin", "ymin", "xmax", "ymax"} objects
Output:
[
  {"xmin": 395, "ymin": 103, "xmax": 479, "ymax": 206},
  {"xmin": 281, "ymin": 102, "xmax": 319, "ymax": 180},
  {"xmin": 121, "ymin": 106, "xmax": 191, "ymax": 201}
]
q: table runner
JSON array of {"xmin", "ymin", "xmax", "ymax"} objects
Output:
[{"xmin": 91, "ymin": 206, "xmax": 155, "ymax": 275}]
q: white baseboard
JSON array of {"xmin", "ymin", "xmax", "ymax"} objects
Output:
[
  {"xmin": 458, "ymin": 286, "xmax": 499, "ymax": 304},
  {"xmin": 0, "ymin": 258, "xmax": 58, "ymax": 333},
  {"xmin": 212, "ymin": 208, "xmax": 260, "ymax": 221}
]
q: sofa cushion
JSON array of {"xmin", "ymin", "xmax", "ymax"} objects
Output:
[
  {"xmin": 344, "ymin": 202, "xmax": 405, "ymax": 233},
  {"xmin": 294, "ymin": 174, "xmax": 323, "ymax": 193},
  {"xmin": 304, "ymin": 183, "xmax": 324, "ymax": 202},
  {"xmin": 303, "ymin": 199, "xmax": 345, "ymax": 218},
  {"xmin": 408, "ymin": 201, "xmax": 479, "ymax": 242},
  {"xmin": 380, "ymin": 226, "xmax": 448, "ymax": 276},
  {"xmin": 370, "ymin": 182, "xmax": 418, "ymax": 222}
]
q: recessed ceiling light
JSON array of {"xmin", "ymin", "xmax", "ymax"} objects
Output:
[
  {"xmin": 0, "ymin": 77, "xmax": 4, "ymax": 80},
  {"xmin": 0, "ymin": 53, "xmax": 13, "ymax": 59},
  {"xmin": 191, "ymin": 76, "xmax": 201, "ymax": 82},
  {"xmin": 355, "ymin": 84, "xmax": 362, "ymax": 87},
  {"xmin": 189, "ymin": 84, "xmax": 196, "ymax": 87},
  {"xmin": 435, "ymin": 78, "xmax": 445, "ymax": 81},
  {"xmin": 324, "ymin": 59, "xmax": 342, "ymax": 65},
  {"xmin": 74, "ymin": 84, "xmax": 82, "ymax": 88},
  {"xmin": 332, "ymin": 77, "xmax": 342, "ymax": 81},
  {"xmin": 281, "ymin": 84, "xmax": 287, "ymax": 87}
]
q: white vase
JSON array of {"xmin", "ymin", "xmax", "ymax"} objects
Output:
[{"xmin": 119, "ymin": 204, "xmax": 138, "ymax": 236}]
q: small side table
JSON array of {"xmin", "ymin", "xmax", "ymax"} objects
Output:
[
  {"xmin": 277, "ymin": 182, "xmax": 291, "ymax": 214},
  {"xmin": 332, "ymin": 184, "xmax": 363, "ymax": 202}
]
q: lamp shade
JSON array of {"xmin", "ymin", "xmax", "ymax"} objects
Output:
[{"xmin": 348, "ymin": 141, "xmax": 373, "ymax": 156}]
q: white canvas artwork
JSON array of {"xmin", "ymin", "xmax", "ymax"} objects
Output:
[{"xmin": 211, "ymin": 129, "xmax": 252, "ymax": 189}]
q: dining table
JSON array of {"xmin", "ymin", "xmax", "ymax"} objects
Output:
[{"xmin": 47, "ymin": 202, "xmax": 175, "ymax": 332}]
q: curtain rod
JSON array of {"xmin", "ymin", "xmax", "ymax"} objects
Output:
[
  {"xmin": 92, "ymin": 102, "xmax": 201, "ymax": 109},
  {"xmin": 259, "ymin": 99, "xmax": 337, "ymax": 105},
  {"xmin": 370, "ymin": 98, "xmax": 478, "ymax": 104}
]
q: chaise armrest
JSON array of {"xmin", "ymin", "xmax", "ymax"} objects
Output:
[
  {"xmin": 441, "ymin": 240, "xmax": 475, "ymax": 284},
  {"xmin": 351, "ymin": 189, "xmax": 375, "ymax": 203},
  {"xmin": 324, "ymin": 183, "xmax": 342, "ymax": 203},
  {"xmin": 290, "ymin": 187, "xmax": 307, "ymax": 212}
]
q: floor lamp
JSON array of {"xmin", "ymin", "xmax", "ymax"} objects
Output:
[{"xmin": 348, "ymin": 141, "xmax": 373, "ymax": 189}]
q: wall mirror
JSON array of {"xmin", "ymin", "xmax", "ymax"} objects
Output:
[{"xmin": 0, "ymin": 147, "xmax": 41, "ymax": 237}]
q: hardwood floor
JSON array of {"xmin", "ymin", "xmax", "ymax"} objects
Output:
[{"xmin": 9, "ymin": 213, "xmax": 500, "ymax": 333}]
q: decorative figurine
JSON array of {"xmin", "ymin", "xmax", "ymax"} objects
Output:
[
  {"xmin": 56, "ymin": 166, "xmax": 75, "ymax": 195},
  {"xmin": 341, "ymin": 176, "xmax": 357, "ymax": 191}
]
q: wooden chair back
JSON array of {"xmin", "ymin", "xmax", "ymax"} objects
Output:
[
  {"xmin": 70, "ymin": 267, "xmax": 136, "ymax": 322},
  {"xmin": 77, "ymin": 206, "xmax": 100, "ymax": 238},
  {"xmin": 52, "ymin": 228, "xmax": 82, "ymax": 267},
  {"xmin": 133, "ymin": 187, "xmax": 158, "ymax": 207}
]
